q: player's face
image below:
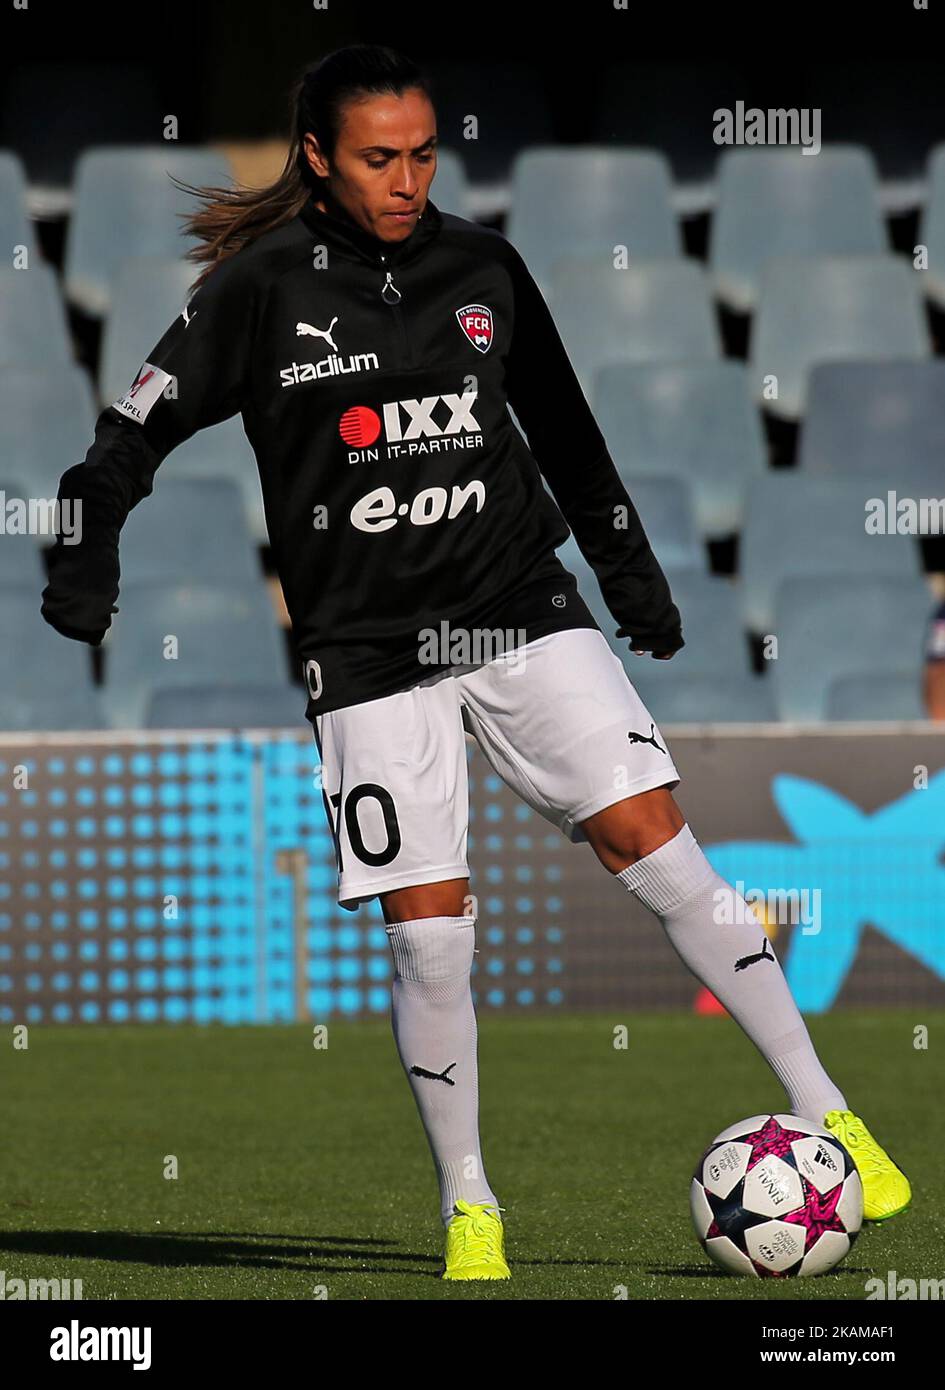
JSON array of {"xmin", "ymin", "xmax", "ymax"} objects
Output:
[{"xmin": 303, "ymin": 87, "xmax": 437, "ymax": 243}]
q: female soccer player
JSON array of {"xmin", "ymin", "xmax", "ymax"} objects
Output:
[{"xmin": 41, "ymin": 43, "xmax": 911, "ymax": 1280}]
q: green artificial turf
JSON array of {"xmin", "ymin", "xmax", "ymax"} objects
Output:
[{"xmin": 1, "ymin": 1010, "xmax": 940, "ymax": 1300}]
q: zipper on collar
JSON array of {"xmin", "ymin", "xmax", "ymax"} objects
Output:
[
  {"xmin": 380, "ymin": 262, "xmax": 403, "ymax": 304},
  {"xmin": 379, "ymin": 253, "xmax": 410, "ymax": 363}
]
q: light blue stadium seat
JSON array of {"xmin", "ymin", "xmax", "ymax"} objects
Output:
[
  {"xmin": 800, "ymin": 361, "xmax": 945, "ymax": 493},
  {"xmin": 618, "ymin": 476, "xmax": 706, "ymax": 572},
  {"xmin": 0, "ymin": 587, "xmax": 99, "ymax": 726},
  {"xmin": 825, "ymin": 672, "xmax": 925, "ymax": 721},
  {"xmin": 557, "ymin": 548, "xmax": 747, "ymax": 680},
  {"xmin": 0, "ymin": 365, "xmax": 98, "ymax": 499},
  {"xmin": 144, "ymin": 682, "xmax": 304, "ymax": 729},
  {"xmin": 626, "ymin": 672, "xmax": 777, "ymax": 724},
  {"xmin": 0, "ymin": 686, "xmax": 107, "ymax": 732},
  {"xmin": 423, "ymin": 60, "xmax": 554, "ymax": 193},
  {"xmin": 98, "ymin": 257, "xmax": 196, "ymax": 406},
  {"xmin": 0, "ymin": 63, "xmax": 163, "ymax": 200},
  {"xmin": 118, "ymin": 479, "xmax": 261, "ymax": 585},
  {"xmin": 750, "ymin": 255, "xmax": 930, "ymax": 420},
  {"xmin": 100, "ymin": 263, "xmax": 264, "ymax": 538},
  {"xmin": 549, "ymin": 258, "xmax": 719, "ymax": 396},
  {"xmin": 771, "ymin": 575, "xmax": 931, "ymax": 721},
  {"xmin": 618, "ymin": 571, "xmax": 750, "ymax": 678},
  {"xmin": 799, "ymin": 60, "xmax": 934, "ymax": 185},
  {"xmin": 158, "ymin": 417, "xmax": 268, "ymax": 544},
  {"xmin": 593, "ymin": 362, "xmax": 766, "ymax": 537},
  {"xmin": 426, "ymin": 149, "xmax": 469, "ymax": 218},
  {"xmin": 921, "ymin": 144, "xmax": 945, "ymax": 309},
  {"xmin": 507, "ymin": 148, "xmax": 681, "ymax": 294},
  {"xmin": 590, "ymin": 61, "xmax": 750, "ymax": 193},
  {"xmin": 556, "ymin": 474, "xmax": 705, "ymax": 602},
  {"xmin": 0, "ymin": 151, "xmax": 38, "ymax": 263},
  {"xmin": 101, "ymin": 581, "xmax": 289, "ymax": 728},
  {"xmin": 739, "ymin": 475, "xmax": 923, "ymax": 634},
  {"xmin": 0, "ymin": 265, "xmax": 73, "ymax": 367},
  {"xmin": 710, "ymin": 147, "xmax": 886, "ymax": 312},
  {"xmin": 0, "ymin": 478, "xmax": 48, "ymax": 586},
  {"xmin": 64, "ymin": 146, "xmax": 233, "ymax": 316}
]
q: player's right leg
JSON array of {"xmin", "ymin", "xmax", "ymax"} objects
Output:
[
  {"xmin": 381, "ymin": 880, "xmax": 510, "ymax": 1280},
  {"xmin": 312, "ymin": 679, "xmax": 509, "ymax": 1278}
]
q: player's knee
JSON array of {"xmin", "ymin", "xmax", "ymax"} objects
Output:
[
  {"xmin": 616, "ymin": 822, "xmax": 720, "ymax": 920},
  {"xmin": 622, "ymin": 826, "xmax": 682, "ymax": 868}
]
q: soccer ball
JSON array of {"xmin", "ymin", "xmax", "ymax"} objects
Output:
[{"xmin": 690, "ymin": 1113, "xmax": 863, "ymax": 1277}]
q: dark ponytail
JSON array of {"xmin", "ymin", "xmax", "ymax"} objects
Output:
[{"xmin": 177, "ymin": 44, "xmax": 432, "ymax": 292}]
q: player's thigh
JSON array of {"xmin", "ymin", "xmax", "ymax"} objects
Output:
[
  {"xmin": 313, "ymin": 676, "xmax": 470, "ymax": 911},
  {"xmin": 580, "ymin": 785, "xmax": 686, "ymax": 870},
  {"xmin": 379, "ymin": 877, "xmax": 471, "ymax": 925},
  {"xmin": 457, "ymin": 627, "xmax": 680, "ymax": 843}
]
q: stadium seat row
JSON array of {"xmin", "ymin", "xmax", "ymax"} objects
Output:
[
  {"xmin": 2, "ymin": 138, "xmax": 940, "ymax": 730},
  {"xmin": 0, "ymin": 248, "xmax": 935, "ymax": 427},
  {"xmin": 4, "ymin": 141, "xmax": 945, "ymax": 315},
  {"xmin": 0, "ymin": 582, "xmax": 301, "ymax": 731},
  {"xmin": 0, "ymin": 566, "xmax": 931, "ymax": 728},
  {"xmin": 4, "ymin": 351, "xmax": 943, "ymax": 561}
]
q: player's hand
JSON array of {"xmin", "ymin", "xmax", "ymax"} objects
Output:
[
  {"xmin": 41, "ymin": 598, "xmax": 118, "ymax": 646},
  {"xmin": 632, "ymin": 648, "xmax": 676, "ymax": 660}
]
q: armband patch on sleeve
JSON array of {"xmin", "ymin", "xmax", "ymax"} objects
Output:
[
  {"xmin": 927, "ymin": 617, "xmax": 945, "ymax": 661},
  {"xmin": 112, "ymin": 362, "xmax": 174, "ymax": 424}
]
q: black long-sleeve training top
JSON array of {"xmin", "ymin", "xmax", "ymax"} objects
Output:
[{"xmin": 40, "ymin": 191, "xmax": 684, "ymax": 717}]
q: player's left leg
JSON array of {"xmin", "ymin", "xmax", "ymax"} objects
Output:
[
  {"xmin": 581, "ymin": 789, "xmax": 911, "ymax": 1221},
  {"xmin": 458, "ymin": 627, "xmax": 910, "ymax": 1220},
  {"xmin": 582, "ymin": 787, "xmax": 850, "ymax": 1126}
]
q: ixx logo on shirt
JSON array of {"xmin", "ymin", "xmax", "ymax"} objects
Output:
[{"xmin": 339, "ymin": 391, "xmax": 482, "ymax": 455}]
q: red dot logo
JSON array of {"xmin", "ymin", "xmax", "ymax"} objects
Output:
[{"xmin": 339, "ymin": 405, "xmax": 381, "ymax": 448}]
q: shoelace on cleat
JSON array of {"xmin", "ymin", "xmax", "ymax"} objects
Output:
[{"xmin": 448, "ymin": 1203, "xmax": 506, "ymax": 1267}]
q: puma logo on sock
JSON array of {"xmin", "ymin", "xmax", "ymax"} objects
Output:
[
  {"xmin": 627, "ymin": 723, "xmax": 665, "ymax": 754},
  {"xmin": 734, "ymin": 936, "xmax": 775, "ymax": 972},
  {"xmin": 409, "ymin": 1062, "xmax": 457, "ymax": 1086}
]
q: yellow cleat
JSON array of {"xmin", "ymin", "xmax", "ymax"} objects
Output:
[
  {"xmin": 824, "ymin": 1110, "xmax": 912, "ymax": 1221},
  {"xmin": 442, "ymin": 1199, "xmax": 511, "ymax": 1280}
]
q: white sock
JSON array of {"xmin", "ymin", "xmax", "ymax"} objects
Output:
[
  {"xmin": 617, "ymin": 826, "xmax": 849, "ymax": 1122},
  {"xmin": 386, "ymin": 915, "xmax": 500, "ymax": 1225}
]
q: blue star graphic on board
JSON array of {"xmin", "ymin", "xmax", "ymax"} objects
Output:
[{"xmin": 704, "ymin": 772, "xmax": 945, "ymax": 1012}]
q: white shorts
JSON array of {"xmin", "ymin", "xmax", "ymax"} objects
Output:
[{"xmin": 313, "ymin": 628, "xmax": 680, "ymax": 909}]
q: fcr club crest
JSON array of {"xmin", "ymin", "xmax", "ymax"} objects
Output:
[{"xmin": 455, "ymin": 304, "xmax": 493, "ymax": 354}]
